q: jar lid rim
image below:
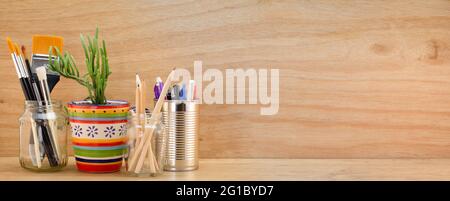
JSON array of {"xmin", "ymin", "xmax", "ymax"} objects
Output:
[{"xmin": 25, "ymin": 100, "xmax": 63, "ymax": 107}]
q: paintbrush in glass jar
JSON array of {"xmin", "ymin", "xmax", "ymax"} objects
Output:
[
  {"xmin": 36, "ymin": 66, "xmax": 61, "ymax": 166},
  {"xmin": 6, "ymin": 38, "xmax": 34, "ymax": 100},
  {"xmin": 6, "ymin": 38, "xmax": 43, "ymax": 167}
]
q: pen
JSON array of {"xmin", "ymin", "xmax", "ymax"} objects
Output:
[
  {"xmin": 154, "ymin": 77, "xmax": 163, "ymax": 99},
  {"xmin": 172, "ymin": 84, "xmax": 180, "ymax": 100},
  {"xmin": 179, "ymin": 83, "xmax": 186, "ymax": 100}
]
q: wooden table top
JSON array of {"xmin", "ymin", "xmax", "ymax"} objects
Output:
[{"xmin": 1, "ymin": 157, "xmax": 449, "ymax": 181}]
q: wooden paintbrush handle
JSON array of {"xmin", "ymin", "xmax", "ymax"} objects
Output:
[{"xmin": 30, "ymin": 120, "xmax": 41, "ymax": 168}]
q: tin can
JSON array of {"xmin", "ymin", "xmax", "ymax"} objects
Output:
[{"xmin": 161, "ymin": 100, "xmax": 199, "ymax": 171}]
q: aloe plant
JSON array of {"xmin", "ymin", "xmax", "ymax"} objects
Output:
[{"xmin": 48, "ymin": 27, "xmax": 111, "ymax": 104}]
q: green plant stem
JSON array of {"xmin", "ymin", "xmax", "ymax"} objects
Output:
[{"xmin": 47, "ymin": 27, "xmax": 111, "ymax": 104}]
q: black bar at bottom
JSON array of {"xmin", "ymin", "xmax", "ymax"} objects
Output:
[{"xmin": 0, "ymin": 181, "xmax": 447, "ymax": 200}]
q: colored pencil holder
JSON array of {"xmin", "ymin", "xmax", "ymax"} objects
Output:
[
  {"xmin": 68, "ymin": 100, "xmax": 129, "ymax": 173},
  {"xmin": 123, "ymin": 110, "xmax": 167, "ymax": 177}
]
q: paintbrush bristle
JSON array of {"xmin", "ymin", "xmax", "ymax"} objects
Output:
[
  {"xmin": 36, "ymin": 66, "xmax": 47, "ymax": 81},
  {"xmin": 14, "ymin": 43, "xmax": 22, "ymax": 56},
  {"xmin": 21, "ymin": 45, "xmax": 28, "ymax": 58},
  {"xmin": 32, "ymin": 35, "xmax": 64, "ymax": 55},
  {"xmin": 6, "ymin": 37, "xmax": 15, "ymax": 54}
]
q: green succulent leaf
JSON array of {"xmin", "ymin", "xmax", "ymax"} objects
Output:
[{"xmin": 47, "ymin": 27, "xmax": 111, "ymax": 104}]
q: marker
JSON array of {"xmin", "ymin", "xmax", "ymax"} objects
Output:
[{"xmin": 154, "ymin": 77, "xmax": 163, "ymax": 99}]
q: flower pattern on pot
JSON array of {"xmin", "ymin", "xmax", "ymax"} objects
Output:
[
  {"xmin": 73, "ymin": 125, "xmax": 83, "ymax": 137},
  {"xmin": 104, "ymin": 126, "xmax": 116, "ymax": 138},
  {"xmin": 86, "ymin": 126, "xmax": 98, "ymax": 138},
  {"xmin": 118, "ymin": 124, "xmax": 126, "ymax": 136}
]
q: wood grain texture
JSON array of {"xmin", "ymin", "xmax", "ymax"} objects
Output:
[
  {"xmin": 1, "ymin": 0, "xmax": 450, "ymax": 158},
  {"xmin": 1, "ymin": 157, "xmax": 450, "ymax": 180}
]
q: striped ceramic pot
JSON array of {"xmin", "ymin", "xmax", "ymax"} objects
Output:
[{"xmin": 68, "ymin": 100, "xmax": 129, "ymax": 173}]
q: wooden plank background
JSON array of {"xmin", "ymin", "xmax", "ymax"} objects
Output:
[{"xmin": 1, "ymin": 0, "xmax": 450, "ymax": 158}]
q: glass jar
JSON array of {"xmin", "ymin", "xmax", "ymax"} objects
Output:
[
  {"xmin": 19, "ymin": 100, "xmax": 68, "ymax": 171},
  {"xmin": 123, "ymin": 110, "xmax": 166, "ymax": 177}
]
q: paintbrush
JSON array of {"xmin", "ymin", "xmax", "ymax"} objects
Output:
[
  {"xmin": 22, "ymin": 45, "xmax": 48, "ymax": 165},
  {"xmin": 17, "ymin": 44, "xmax": 47, "ymax": 165},
  {"xmin": 6, "ymin": 37, "xmax": 42, "ymax": 167},
  {"xmin": 31, "ymin": 35, "xmax": 63, "ymax": 93},
  {"xmin": 21, "ymin": 45, "xmax": 41, "ymax": 100},
  {"xmin": 6, "ymin": 38, "xmax": 33, "ymax": 100},
  {"xmin": 14, "ymin": 43, "xmax": 35, "ymax": 99},
  {"xmin": 36, "ymin": 66, "xmax": 60, "ymax": 166}
]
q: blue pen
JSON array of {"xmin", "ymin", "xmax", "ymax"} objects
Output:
[{"xmin": 179, "ymin": 83, "xmax": 187, "ymax": 100}]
